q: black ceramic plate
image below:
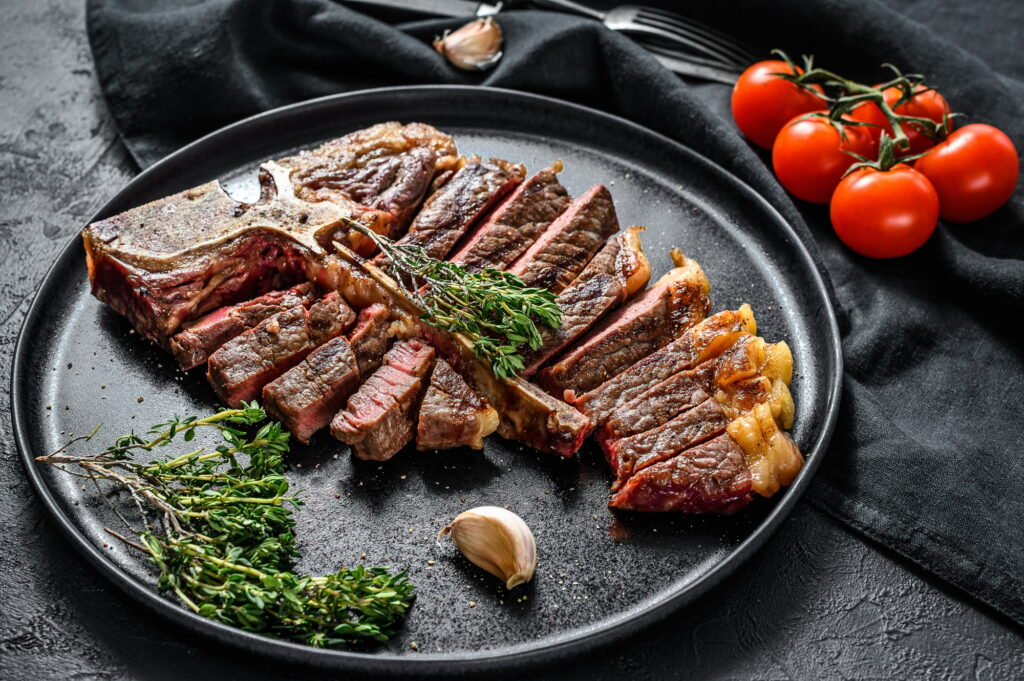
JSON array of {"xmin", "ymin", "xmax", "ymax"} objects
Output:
[{"xmin": 13, "ymin": 86, "xmax": 841, "ymax": 675}]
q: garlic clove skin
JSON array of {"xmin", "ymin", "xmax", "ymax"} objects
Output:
[
  {"xmin": 439, "ymin": 506, "xmax": 536, "ymax": 589},
  {"xmin": 433, "ymin": 18, "xmax": 503, "ymax": 72}
]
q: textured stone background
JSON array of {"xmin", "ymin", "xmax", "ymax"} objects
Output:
[{"xmin": 1, "ymin": 2, "xmax": 1022, "ymax": 679}]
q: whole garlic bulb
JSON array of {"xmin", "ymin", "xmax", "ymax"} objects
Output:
[
  {"xmin": 433, "ymin": 18, "xmax": 503, "ymax": 72},
  {"xmin": 438, "ymin": 506, "xmax": 536, "ymax": 589}
]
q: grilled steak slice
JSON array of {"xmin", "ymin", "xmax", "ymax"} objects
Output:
[
  {"xmin": 331, "ymin": 339, "xmax": 435, "ymax": 461},
  {"xmin": 275, "ymin": 122, "xmax": 459, "ymax": 242},
  {"xmin": 207, "ymin": 293, "xmax": 354, "ymax": 407},
  {"xmin": 608, "ymin": 433, "xmax": 753, "ymax": 514},
  {"xmin": 507, "ymin": 184, "xmax": 619, "ymax": 293},
  {"xmin": 327, "ymin": 248, "xmax": 591, "ymax": 456},
  {"xmin": 392, "ymin": 159, "xmax": 525, "ymax": 260},
  {"xmin": 449, "ymin": 162, "xmax": 571, "ymax": 272},
  {"xmin": 538, "ymin": 253, "xmax": 711, "ymax": 396},
  {"xmin": 521, "ymin": 226, "xmax": 650, "ymax": 376},
  {"xmin": 169, "ymin": 283, "xmax": 316, "ymax": 370},
  {"xmin": 608, "ymin": 399, "xmax": 728, "ymax": 490},
  {"xmin": 599, "ymin": 335, "xmax": 763, "ymax": 444},
  {"xmin": 569, "ymin": 306, "xmax": 755, "ymax": 426},
  {"xmin": 600, "ymin": 371, "xmax": 710, "ymax": 446},
  {"xmin": 347, "ymin": 303, "xmax": 391, "ymax": 376},
  {"xmin": 262, "ymin": 336, "xmax": 361, "ymax": 444},
  {"xmin": 416, "ymin": 359, "xmax": 499, "ymax": 450}
]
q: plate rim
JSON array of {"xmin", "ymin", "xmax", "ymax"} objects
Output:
[{"xmin": 11, "ymin": 84, "xmax": 843, "ymax": 674}]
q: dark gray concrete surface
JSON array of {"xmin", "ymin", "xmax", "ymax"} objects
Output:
[{"xmin": 1, "ymin": 2, "xmax": 1021, "ymax": 679}]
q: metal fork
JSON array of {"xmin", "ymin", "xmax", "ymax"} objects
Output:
[{"xmin": 531, "ymin": 0, "xmax": 758, "ymax": 83}]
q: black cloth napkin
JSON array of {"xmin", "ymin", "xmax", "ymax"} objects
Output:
[{"xmin": 86, "ymin": 0, "xmax": 1024, "ymax": 626}]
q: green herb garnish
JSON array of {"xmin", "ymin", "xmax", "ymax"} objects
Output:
[
  {"xmin": 39, "ymin": 404, "xmax": 414, "ymax": 647},
  {"xmin": 351, "ymin": 223, "xmax": 562, "ymax": 379}
]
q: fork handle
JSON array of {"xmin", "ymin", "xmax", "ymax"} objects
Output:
[{"xmin": 529, "ymin": 0, "xmax": 605, "ymax": 20}]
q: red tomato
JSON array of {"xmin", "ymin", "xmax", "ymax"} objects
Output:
[
  {"xmin": 914, "ymin": 123, "xmax": 1020, "ymax": 223},
  {"xmin": 849, "ymin": 85, "xmax": 950, "ymax": 157},
  {"xmin": 772, "ymin": 114, "xmax": 874, "ymax": 204},
  {"xmin": 830, "ymin": 164, "xmax": 939, "ymax": 258},
  {"xmin": 731, "ymin": 60, "xmax": 825, "ymax": 149}
]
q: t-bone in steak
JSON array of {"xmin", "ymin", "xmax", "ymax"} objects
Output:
[
  {"xmin": 608, "ymin": 433, "xmax": 754, "ymax": 514},
  {"xmin": 416, "ymin": 359, "xmax": 499, "ymax": 451},
  {"xmin": 262, "ymin": 335, "xmax": 361, "ymax": 444},
  {"xmin": 392, "ymin": 158, "xmax": 525, "ymax": 260},
  {"xmin": 520, "ymin": 226, "xmax": 650, "ymax": 376},
  {"xmin": 331, "ymin": 339, "xmax": 436, "ymax": 461},
  {"xmin": 82, "ymin": 122, "xmax": 456, "ymax": 345},
  {"xmin": 448, "ymin": 162, "xmax": 571, "ymax": 272},
  {"xmin": 169, "ymin": 283, "xmax": 315, "ymax": 370},
  {"xmin": 207, "ymin": 292, "xmax": 355, "ymax": 407},
  {"xmin": 507, "ymin": 184, "xmax": 620, "ymax": 293},
  {"xmin": 538, "ymin": 252, "xmax": 712, "ymax": 396}
]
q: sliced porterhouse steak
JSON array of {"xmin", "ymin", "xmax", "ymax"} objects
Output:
[
  {"xmin": 169, "ymin": 283, "xmax": 315, "ymax": 370},
  {"xmin": 507, "ymin": 184, "xmax": 619, "ymax": 293},
  {"xmin": 275, "ymin": 121, "xmax": 459, "ymax": 243},
  {"xmin": 608, "ymin": 398, "xmax": 729, "ymax": 491},
  {"xmin": 346, "ymin": 303, "xmax": 391, "ymax": 376},
  {"xmin": 262, "ymin": 336, "xmax": 361, "ymax": 444},
  {"xmin": 599, "ymin": 335, "xmax": 763, "ymax": 443},
  {"xmin": 538, "ymin": 253, "xmax": 712, "ymax": 397},
  {"xmin": 329, "ymin": 247, "xmax": 591, "ymax": 457},
  {"xmin": 82, "ymin": 122, "xmax": 456, "ymax": 344},
  {"xmin": 331, "ymin": 339, "xmax": 436, "ymax": 461},
  {"xmin": 392, "ymin": 159, "xmax": 525, "ymax": 260},
  {"xmin": 416, "ymin": 359, "xmax": 499, "ymax": 451},
  {"xmin": 569, "ymin": 306, "xmax": 756, "ymax": 427},
  {"xmin": 608, "ymin": 433, "xmax": 753, "ymax": 514},
  {"xmin": 207, "ymin": 293, "xmax": 355, "ymax": 407},
  {"xmin": 520, "ymin": 226, "xmax": 650, "ymax": 376},
  {"xmin": 448, "ymin": 162, "xmax": 571, "ymax": 272}
]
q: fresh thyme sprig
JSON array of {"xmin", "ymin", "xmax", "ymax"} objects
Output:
[
  {"xmin": 38, "ymin": 404, "xmax": 414, "ymax": 646},
  {"xmin": 349, "ymin": 222, "xmax": 562, "ymax": 378}
]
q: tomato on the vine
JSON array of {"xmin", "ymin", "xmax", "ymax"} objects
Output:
[
  {"xmin": 849, "ymin": 85, "xmax": 950, "ymax": 157},
  {"xmin": 913, "ymin": 123, "xmax": 1019, "ymax": 223},
  {"xmin": 830, "ymin": 164, "xmax": 939, "ymax": 258},
  {"xmin": 772, "ymin": 114, "xmax": 874, "ymax": 204},
  {"xmin": 731, "ymin": 60, "xmax": 825, "ymax": 150}
]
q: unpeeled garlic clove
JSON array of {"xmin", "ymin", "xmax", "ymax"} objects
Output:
[
  {"xmin": 438, "ymin": 506, "xmax": 536, "ymax": 589},
  {"xmin": 433, "ymin": 18, "xmax": 503, "ymax": 72}
]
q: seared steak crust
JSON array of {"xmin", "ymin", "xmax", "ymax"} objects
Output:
[
  {"xmin": 331, "ymin": 339, "xmax": 435, "ymax": 461},
  {"xmin": 262, "ymin": 336, "xmax": 361, "ymax": 443},
  {"xmin": 393, "ymin": 159, "xmax": 525, "ymax": 260},
  {"xmin": 416, "ymin": 359, "xmax": 499, "ymax": 450},
  {"xmin": 569, "ymin": 306, "xmax": 755, "ymax": 427},
  {"xmin": 539, "ymin": 254, "xmax": 712, "ymax": 396},
  {"xmin": 508, "ymin": 184, "xmax": 619, "ymax": 293},
  {"xmin": 608, "ymin": 398, "xmax": 728, "ymax": 490},
  {"xmin": 169, "ymin": 283, "xmax": 315, "ymax": 370},
  {"xmin": 207, "ymin": 293, "xmax": 354, "ymax": 407},
  {"xmin": 449, "ymin": 163, "xmax": 571, "ymax": 272},
  {"xmin": 521, "ymin": 226, "xmax": 650, "ymax": 376},
  {"xmin": 608, "ymin": 433, "xmax": 753, "ymax": 514},
  {"xmin": 278, "ymin": 122, "xmax": 459, "ymax": 238}
]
